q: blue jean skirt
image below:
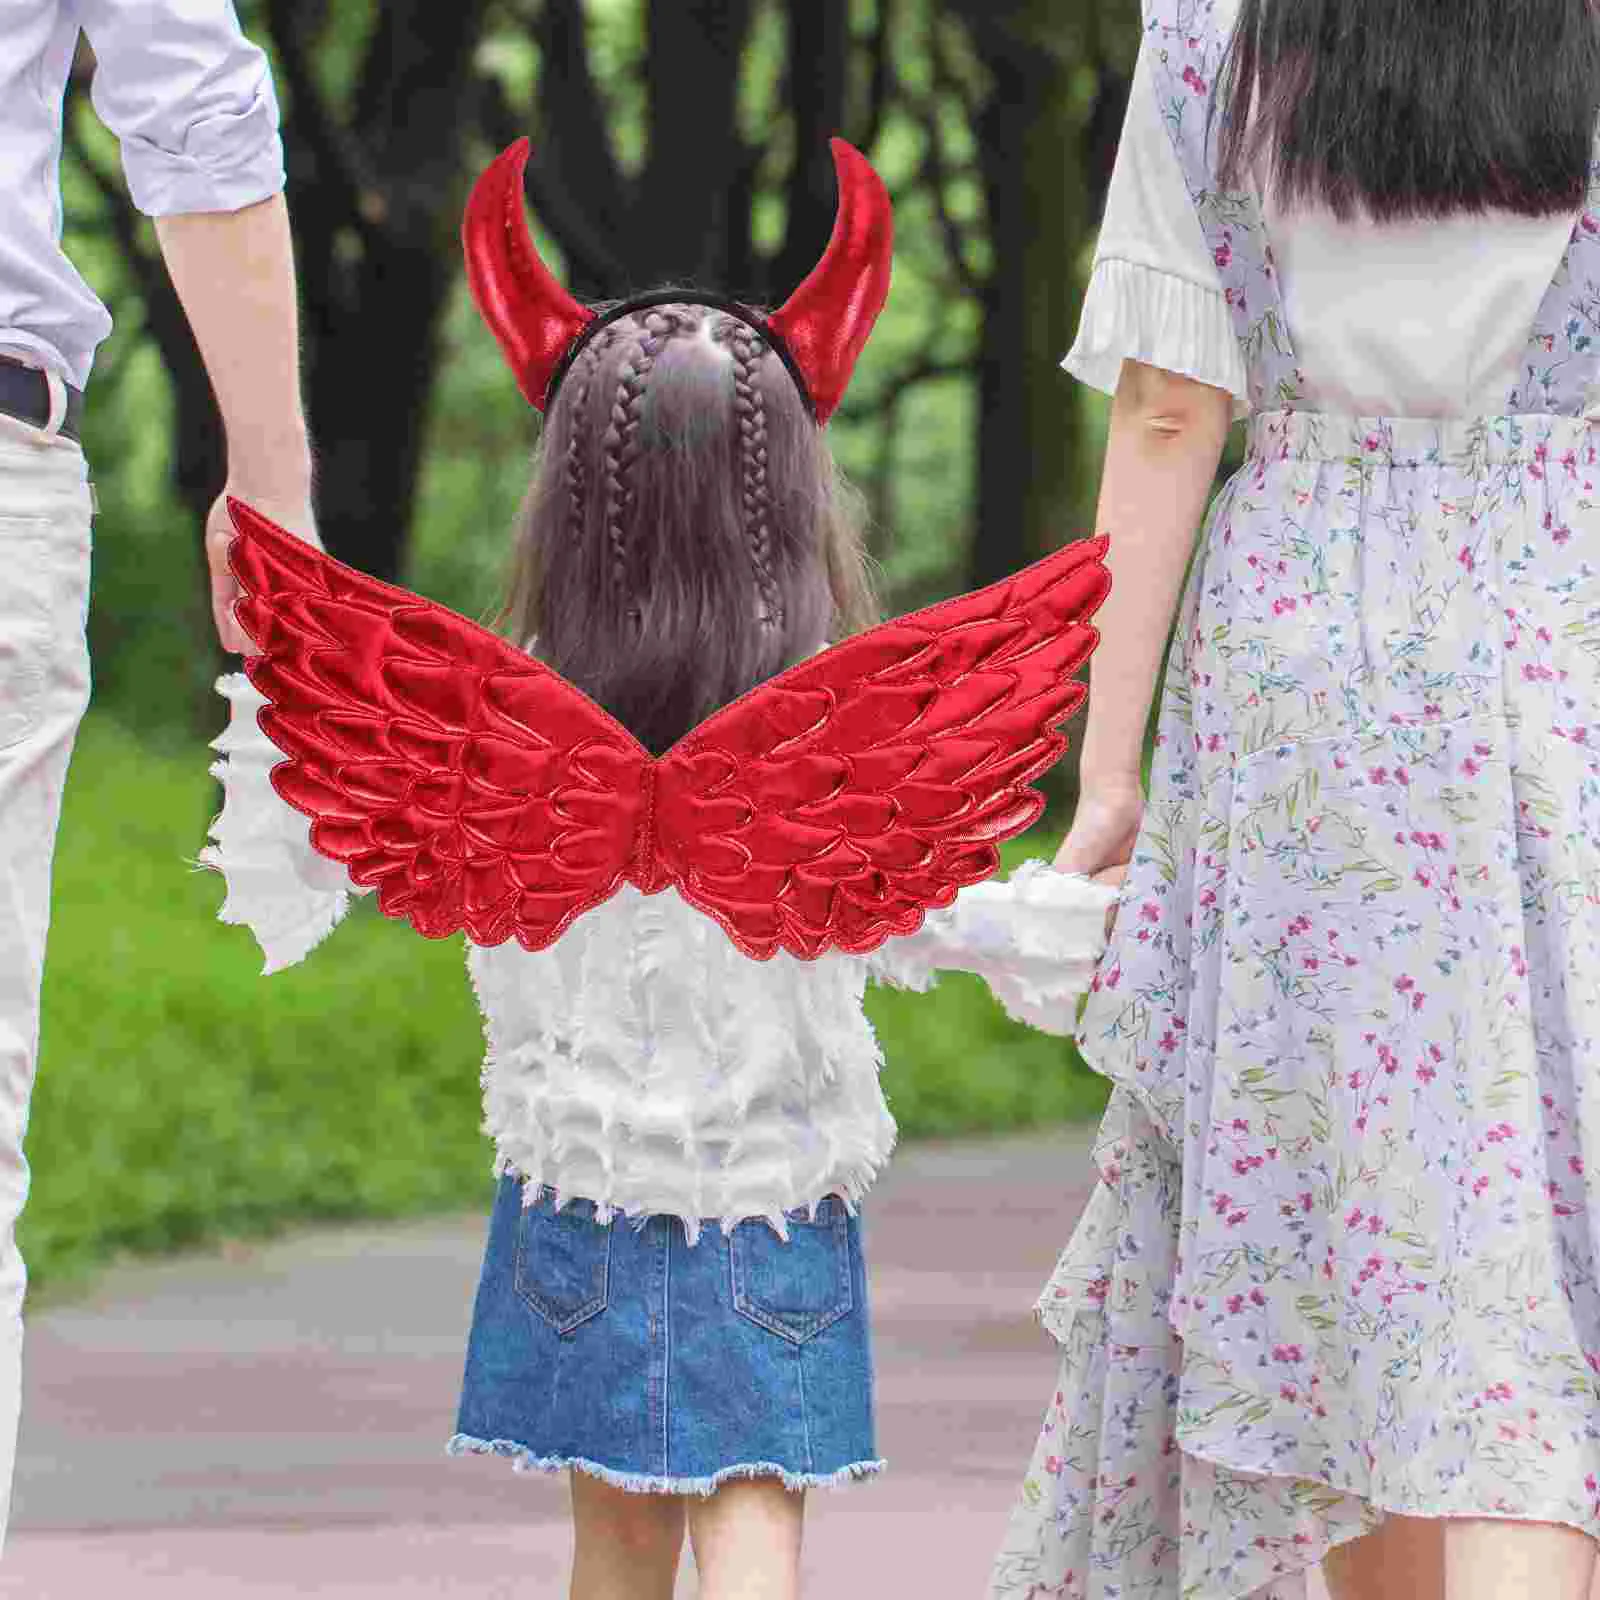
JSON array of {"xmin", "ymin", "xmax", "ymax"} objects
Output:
[{"xmin": 448, "ymin": 1177, "xmax": 881, "ymax": 1495}]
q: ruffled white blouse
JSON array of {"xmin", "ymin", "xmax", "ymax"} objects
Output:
[
  {"xmin": 1072, "ymin": 3, "xmax": 1581, "ymax": 419},
  {"xmin": 203, "ymin": 676, "xmax": 1117, "ymax": 1237}
]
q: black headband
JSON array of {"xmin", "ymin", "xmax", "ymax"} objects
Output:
[{"xmin": 542, "ymin": 288, "xmax": 818, "ymax": 419}]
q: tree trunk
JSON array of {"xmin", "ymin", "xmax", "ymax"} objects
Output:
[
  {"xmin": 301, "ymin": 245, "xmax": 453, "ymax": 582},
  {"xmin": 965, "ymin": 7, "xmax": 1087, "ymax": 590},
  {"xmin": 956, "ymin": 2, "xmax": 1134, "ymax": 814},
  {"xmin": 527, "ymin": 0, "xmax": 634, "ymax": 299},
  {"xmin": 526, "ymin": 1, "xmax": 856, "ymax": 310},
  {"xmin": 637, "ymin": 1, "xmax": 757, "ymax": 289},
  {"xmin": 772, "ymin": 0, "xmax": 853, "ymax": 303},
  {"xmin": 274, "ymin": 0, "xmax": 495, "ymax": 580}
]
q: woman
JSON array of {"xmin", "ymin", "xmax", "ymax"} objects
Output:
[{"xmin": 991, "ymin": 1, "xmax": 1600, "ymax": 1597}]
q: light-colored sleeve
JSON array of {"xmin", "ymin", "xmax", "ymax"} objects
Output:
[
  {"xmin": 866, "ymin": 861, "xmax": 1117, "ymax": 1037},
  {"xmin": 1064, "ymin": 37, "xmax": 1248, "ymax": 409},
  {"xmin": 200, "ymin": 674, "xmax": 364, "ymax": 975},
  {"xmin": 77, "ymin": 0, "xmax": 286, "ymax": 218}
]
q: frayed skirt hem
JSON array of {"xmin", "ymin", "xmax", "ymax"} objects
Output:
[{"xmin": 446, "ymin": 1433, "xmax": 886, "ymax": 1497}]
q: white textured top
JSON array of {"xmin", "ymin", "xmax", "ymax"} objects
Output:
[
  {"xmin": 1069, "ymin": 7, "xmax": 1582, "ymax": 419},
  {"xmin": 204, "ymin": 676, "xmax": 1116, "ymax": 1237},
  {"xmin": 0, "ymin": 0, "xmax": 284, "ymax": 388}
]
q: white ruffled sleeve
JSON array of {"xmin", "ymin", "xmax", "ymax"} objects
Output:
[
  {"xmin": 867, "ymin": 860, "xmax": 1117, "ymax": 1036},
  {"xmin": 200, "ymin": 673, "xmax": 364, "ymax": 975},
  {"xmin": 1064, "ymin": 38, "xmax": 1248, "ymax": 411}
]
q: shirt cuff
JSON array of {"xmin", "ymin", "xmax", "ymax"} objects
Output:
[
  {"xmin": 201, "ymin": 673, "xmax": 359, "ymax": 975},
  {"xmin": 122, "ymin": 95, "xmax": 286, "ymax": 218},
  {"xmin": 868, "ymin": 860, "xmax": 1115, "ymax": 1036},
  {"xmin": 1064, "ymin": 257, "xmax": 1249, "ymax": 416}
]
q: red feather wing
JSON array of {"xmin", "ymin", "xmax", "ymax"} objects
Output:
[
  {"xmin": 652, "ymin": 537, "xmax": 1112, "ymax": 960},
  {"xmin": 227, "ymin": 499, "xmax": 649, "ymax": 949}
]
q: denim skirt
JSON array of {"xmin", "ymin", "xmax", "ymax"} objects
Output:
[{"xmin": 448, "ymin": 1177, "xmax": 881, "ymax": 1495}]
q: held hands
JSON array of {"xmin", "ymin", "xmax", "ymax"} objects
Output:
[
  {"xmin": 1053, "ymin": 779, "xmax": 1144, "ymax": 941},
  {"xmin": 206, "ymin": 488, "xmax": 319, "ymax": 654}
]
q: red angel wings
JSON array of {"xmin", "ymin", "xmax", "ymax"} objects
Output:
[{"xmin": 229, "ymin": 501, "xmax": 1109, "ymax": 961}]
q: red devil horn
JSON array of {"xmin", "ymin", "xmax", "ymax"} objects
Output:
[
  {"xmin": 462, "ymin": 140, "xmax": 595, "ymax": 412},
  {"xmin": 767, "ymin": 139, "xmax": 894, "ymax": 425}
]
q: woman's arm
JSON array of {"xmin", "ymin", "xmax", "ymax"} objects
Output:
[{"xmin": 1055, "ymin": 358, "xmax": 1232, "ymax": 882}]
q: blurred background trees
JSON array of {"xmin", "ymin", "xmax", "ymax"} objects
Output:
[
  {"xmin": 64, "ymin": 0, "xmax": 1139, "ymax": 752},
  {"xmin": 25, "ymin": 0, "xmax": 1148, "ymax": 1291}
]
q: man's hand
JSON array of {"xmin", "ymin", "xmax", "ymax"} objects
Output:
[{"xmin": 206, "ymin": 490, "xmax": 317, "ymax": 653}]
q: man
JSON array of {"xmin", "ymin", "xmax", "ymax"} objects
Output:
[{"xmin": 0, "ymin": 0, "xmax": 312, "ymax": 1539}]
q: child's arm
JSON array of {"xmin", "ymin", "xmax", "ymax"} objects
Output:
[
  {"xmin": 865, "ymin": 860, "xmax": 1119, "ymax": 1036},
  {"xmin": 200, "ymin": 673, "xmax": 367, "ymax": 974}
]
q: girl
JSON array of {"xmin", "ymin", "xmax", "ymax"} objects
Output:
[
  {"xmin": 203, "ymin": 138, "xmax": 1116, "ymax": 1600},
  {"xmin": 991, "ymin": 2, "xmax": 1600, "ymax": 1599}
]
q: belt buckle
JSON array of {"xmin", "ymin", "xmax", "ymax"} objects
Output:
[
  {"xmin": 0, "ymin": 359, "xmax": 76, "ymax": 442},
  {"xmin": 40, "ymin": 370, "xmax": 68, "ymax": 439}
]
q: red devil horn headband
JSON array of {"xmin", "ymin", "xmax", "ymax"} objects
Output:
[
  {"xmin": 461, "ymin": 138, "xmax": 893, "ymax": 424},
  {"xmin": 461, "ymin": 141, "xmax": 594, "ymax": 413}
]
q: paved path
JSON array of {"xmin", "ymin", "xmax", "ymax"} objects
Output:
[{"xmin": 0, "ymin": 1132, "xmax": 1331, "ymax": 1596}]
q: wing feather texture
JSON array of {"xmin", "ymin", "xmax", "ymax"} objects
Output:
[{"xmin": 229, "ymin": 499, "xmax": 1109, "ymax": 960}]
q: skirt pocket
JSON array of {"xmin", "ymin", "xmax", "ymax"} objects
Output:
[
  {"xmin": 730, "ymin": 1200, "xmax": 853, "ymax": 1345},
  {"xmin": 515, "ymin": 1194, "xmax": 612, "ymax": 1335}
]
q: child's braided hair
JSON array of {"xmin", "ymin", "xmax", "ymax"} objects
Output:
[
  {"xmin": 722, "ymin": 316, "xmax": 783, "ymax": 632},
  {"xmin": 503, "ymin": 301, "xmax": 876, "ymax": 756},
  {"xmin": 600, "ymin": 307, "xmax": 697, "ymax": 599}
]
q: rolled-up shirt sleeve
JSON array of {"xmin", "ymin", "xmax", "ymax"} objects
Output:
[
  {"xmin": 77, "ymin": 0, "xmax": 285, "ymax": 218},
  {"xmin": 1065, "ymin": 36, "xmax": 1248, "ymax": 411}
]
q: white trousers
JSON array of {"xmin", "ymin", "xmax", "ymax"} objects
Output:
[{"xmin": 0, "ymin": 413, "xmax": 92, "ymax": 1545}]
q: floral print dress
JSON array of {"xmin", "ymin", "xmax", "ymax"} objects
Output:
[{"xmin": 991, "ymin": 3, "xmax": 1600, "ymax": 1597}]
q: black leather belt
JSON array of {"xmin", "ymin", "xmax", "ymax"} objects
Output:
[{"xmin": 0, "ymin": 358, "xmax": 83, "ymax": 443}]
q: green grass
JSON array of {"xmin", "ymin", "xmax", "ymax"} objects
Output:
[{"xmin": 20, "ymin": 713, "xmax": 1107, "ymax": 1298}]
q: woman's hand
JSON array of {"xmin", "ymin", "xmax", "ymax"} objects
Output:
[
  {"xmin": 1054, "ymin": 780, "xmax": 1144, "ymax": 939},
  {"xmin": 1055, "ymin": 779, "xmax": 1143, "ymax": 877}
]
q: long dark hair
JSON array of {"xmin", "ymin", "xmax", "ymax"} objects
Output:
[
  {"xmin": 502, "ymin": 302, "xmax": 877, "ymax": 756},
  {"xmin": 1217, "ymin": 0, "xmax": 1600, "ymax": 221}
]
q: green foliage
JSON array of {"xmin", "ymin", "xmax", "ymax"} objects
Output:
[
  {"xmin": 68, "ymin": 0, "xmax": 1017, "ymax": 719},
  {"xmin": 23, "ymin": 715, "xmax": 485, "ymax": 1295},
  {"xmin": 407, "ymin": 4, "xmax": 987, "ymax": 620},
  {"xmin": 23, "ymin": 1, "xmax": 1133, "ymax": 1291},
  {"xmin": 875, "ymin": 973, "xmax": 1108, "ymax": 1136},
  {"xmin": 20, "ymin": 713, "xmax": 1107, "ymax": 1297},
  {"xmin": 58, "ymin": 0, "xmax": 1146, "ymax": 732}
]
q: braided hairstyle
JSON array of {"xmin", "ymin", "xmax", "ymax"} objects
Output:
[
  {"xmin": 722, "ymin": 317, "xmax": 784, "ymax": 633},
  {"xmin": 600, "ymin": 307, "xmax": 694, "ymax": 602},
  {"xmin": 560, "ymin": 330, "xmax": 612, "ymax": 565},
  {"xmin": 502, "ymin": 301, "xmax": 877, "ymax": 755}
]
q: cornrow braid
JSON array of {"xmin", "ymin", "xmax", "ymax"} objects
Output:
[
  {"xmin": 561, "ymin": 332, "xmax": 611, "ymax": 553},
  {"xmin": 723, "ymin": 318, "xmax": 783, "ymax": 631},
  {"xmin": 600, "ymin": 308, "xmax": 691, "ymax": 599}
]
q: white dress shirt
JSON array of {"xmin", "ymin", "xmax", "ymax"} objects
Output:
[
  {"xmin": 0, "ymin": 0, "xmax": 286, "ymax": 389},
  {"xmin": 1069, "ymin": 9, "xmax": 1581, "ymax": 420}
]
